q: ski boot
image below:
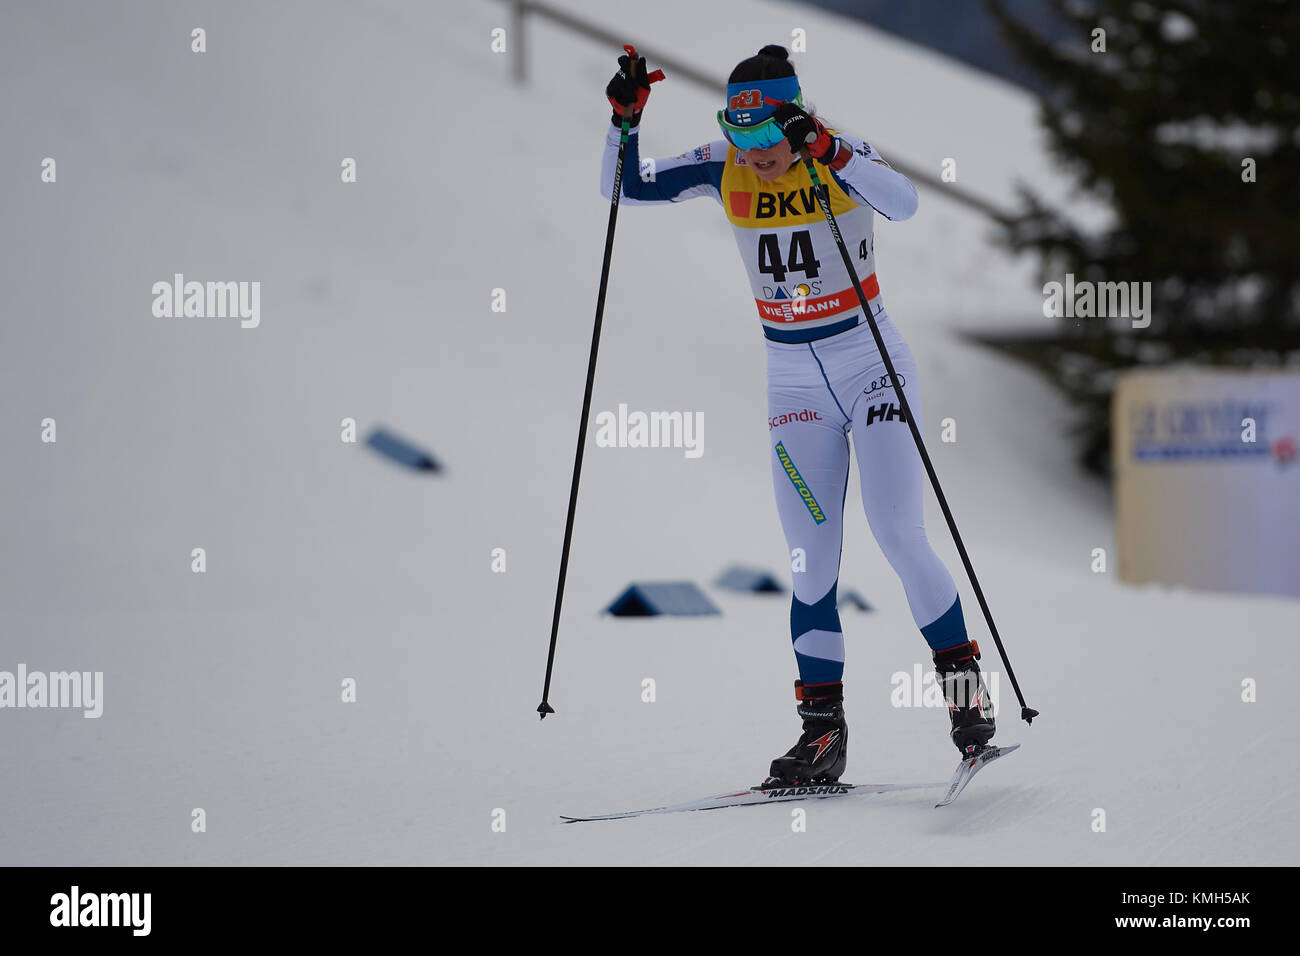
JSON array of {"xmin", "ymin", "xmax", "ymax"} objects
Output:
[
  {"xmin": 933, "ymin": 640, "xmax": 995, "ymax": 756},
  {"xmin": 762, "ymin": 680, "xmax": 848, "ymax": 787}
]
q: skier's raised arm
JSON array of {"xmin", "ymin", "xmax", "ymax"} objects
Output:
[
  {"xmin": 822, "ymin": 132, "xmax": 919, "ymax": 221},
  {"xmin": 770, "ymin": 103, "xmax": 919, "ymax": 221},
  {"xmin": 599, "ymin": 51, "xmax": 724, "ymax": 205}
]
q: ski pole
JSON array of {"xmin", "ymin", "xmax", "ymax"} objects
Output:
[
  {"xmin": 537, "ymin": 47, "xmax": 664, "ymax": 720},
  {"xmin": 794, "ymin": 138, "xmax": 1039, "ymax": 725}
]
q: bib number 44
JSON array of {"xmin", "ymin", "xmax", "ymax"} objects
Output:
[{"xmin": 758, "ymin": 230, "xmax": 821, "ymax": 284}]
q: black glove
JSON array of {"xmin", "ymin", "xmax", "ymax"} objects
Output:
[
  {"xmin": 605, "ymin": 49, "xmax": 665, "ymax": 128},
  {"xmin": 606, "ymin": 53, "xmax": 651, "ymax": 126},
  {"xmin": 772, "ymin": 103, "xmax": 837, "ymax": 162}
]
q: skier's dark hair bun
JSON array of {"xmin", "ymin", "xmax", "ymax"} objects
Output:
[{"xmin": 729, "ymin": 45, "xmax": 796, "ymax": 83}]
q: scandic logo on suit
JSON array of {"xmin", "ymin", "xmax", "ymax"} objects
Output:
[{"xmin": 770, "ymin": 409, "xmax": 824, "ymax": 429}]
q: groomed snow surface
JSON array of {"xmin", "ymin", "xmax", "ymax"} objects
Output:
[{"xmin": 1, "ymin": 0, "xmax": 1295, "ymax": 865}]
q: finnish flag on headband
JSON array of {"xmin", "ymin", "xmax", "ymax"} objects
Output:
[{"xmin": 724, "ymin": 75, "xmax": 802, "ymax": 126}]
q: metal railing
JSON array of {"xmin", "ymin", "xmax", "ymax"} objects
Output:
[{"xmin": 499, "ymin": 0, "xmax": 1013, "ymax": 224}]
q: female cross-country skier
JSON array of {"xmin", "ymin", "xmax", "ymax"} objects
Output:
[{"xmin": 601, "ymin": 45, "xmax": 996, "ymax": 786}]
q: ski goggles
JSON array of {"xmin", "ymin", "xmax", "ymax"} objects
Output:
[
  {"xmin": 718, "ymin": 76, "xmax": 803, "ymax": 151},
  {"xmin": 716, "ymin": 109, "xmax": 792, "ymax": 151}
]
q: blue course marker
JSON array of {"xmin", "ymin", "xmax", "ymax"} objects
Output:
[{"xmin": 365, "ymin": 427, "xmax": 442, "ymax": 473}]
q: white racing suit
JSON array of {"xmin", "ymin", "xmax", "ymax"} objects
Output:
[{"xmin": 601, "ymin": 121, "xmax": 969, "ymax": 686}]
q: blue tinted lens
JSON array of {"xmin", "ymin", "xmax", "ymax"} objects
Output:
[{"xmin": 720, "ymin": 117, "xmax": 786, "ymax": 151}]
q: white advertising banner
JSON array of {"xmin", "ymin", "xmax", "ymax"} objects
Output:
[{"xmin": 1113, "ymin": 369, "xmax": 1300, "ymax": 599}]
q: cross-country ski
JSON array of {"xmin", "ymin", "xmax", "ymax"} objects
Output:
[
  {"xmin": 934, "ymin": 743, "xmax": 1021, "ymax": 807},
  {"xmin": 562, "ymin": 744, "xmax": 1021, "ymax": 822},
  {"xmin": 561, "ymin": 781, "xmax": 945, "ymax": 823}
]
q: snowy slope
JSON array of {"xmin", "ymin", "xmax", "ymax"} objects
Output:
[{"xmin": 0, "ymin": 0, "xmax": 1295, "ymax": 866}]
